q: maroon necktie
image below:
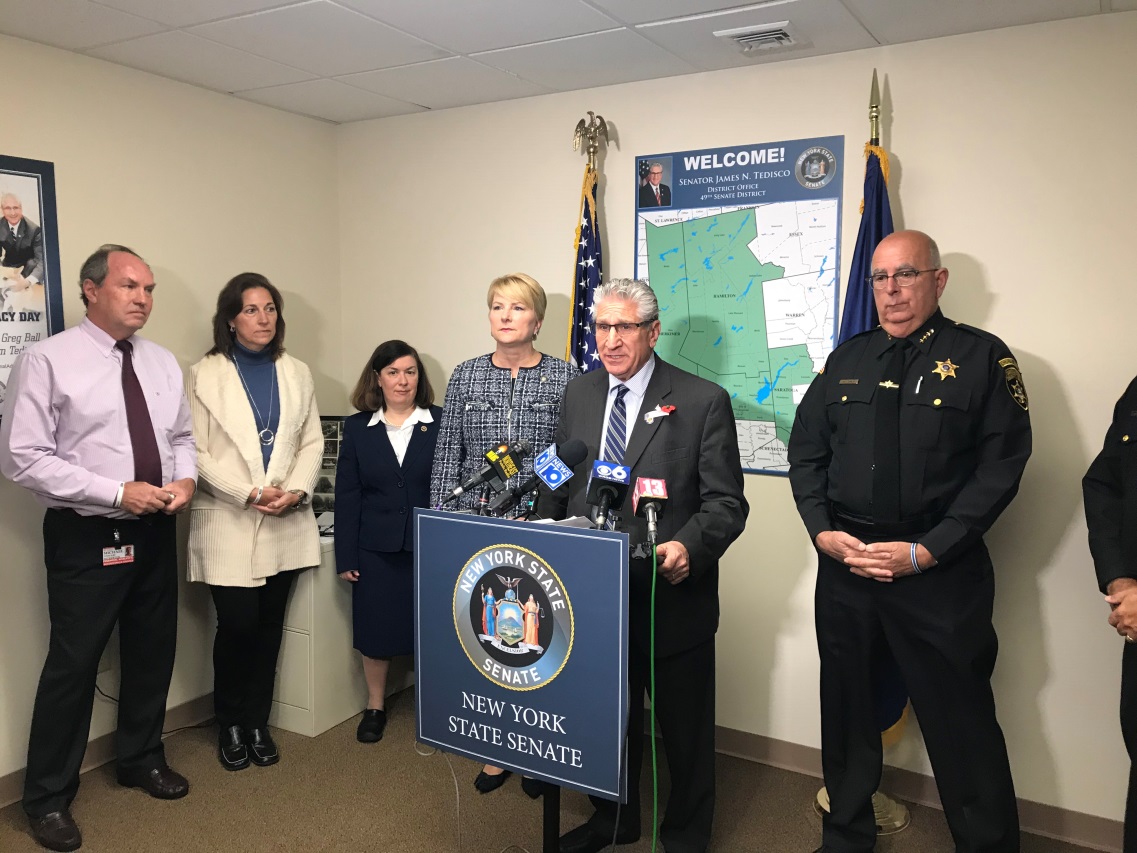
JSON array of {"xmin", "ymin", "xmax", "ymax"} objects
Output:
[{"xmin": 115, "ymin": 340, "xmax": 163, "ymax": 487}]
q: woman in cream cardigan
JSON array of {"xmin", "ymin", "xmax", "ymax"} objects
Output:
[{"xmin": 186, "ymin": 272, "xmax": 322, "ymax": 772}]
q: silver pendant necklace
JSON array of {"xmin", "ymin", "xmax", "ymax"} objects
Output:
[{"xmin": 232, "ymin": 355, "xmax": 276, "ymax": 445}]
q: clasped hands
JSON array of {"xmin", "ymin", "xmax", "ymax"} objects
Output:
[
  {"xmin": 121, "ymin": 478, "xmax": 196, "ymax": 515},
  {"xmin": 247, "ymin": 485, "xmax": 302, "ymax": 516},
  {"xmin": 1106, "ymin": 578, "xmax": 1137, "ymax": 642},
  {"xmin": 815, "ymin": 530, "xmax": 936, "ymax": 582}
]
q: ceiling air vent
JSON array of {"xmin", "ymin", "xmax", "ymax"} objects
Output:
[{"xmin": 714, "ymin": 21, "xmax": 799, "ymax": 54}]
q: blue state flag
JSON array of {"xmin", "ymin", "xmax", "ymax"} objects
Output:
[
  {"xmin": 838, "ymin": 144, "xmax": 893, "ymax": 343},
  {"xmin": 839, "ymin": 143, "xmax": 908, "ymax": 744},
  {"xmin": 567, "ymin": 167, "xmax": 603, "ymax": 372}
]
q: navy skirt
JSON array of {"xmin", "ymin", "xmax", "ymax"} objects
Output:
[{"xmin": 351, "ymin": 548, "xmax": 414, "ymax": 658}]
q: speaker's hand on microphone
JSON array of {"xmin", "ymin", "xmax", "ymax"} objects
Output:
[{"xmin": 655, "ymin": 540, "xmax": 690, "ymax": 584}]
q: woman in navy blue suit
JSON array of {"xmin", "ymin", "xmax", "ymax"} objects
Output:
[{"xmin": 335, "ymin": 340, "xmax": 440, "ymax": 742}]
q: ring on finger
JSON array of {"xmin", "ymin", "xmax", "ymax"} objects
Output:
[{"xmin": 1128, "ymin": 635, "xmax": 1136, "ymax": 644}]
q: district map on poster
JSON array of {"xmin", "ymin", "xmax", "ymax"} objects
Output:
[{"xmin": 634, "ymin": 137, "xmax": 843, "ymax": 474}]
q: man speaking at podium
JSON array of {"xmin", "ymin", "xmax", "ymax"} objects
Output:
[{"xmin": 539, "ymin": 278, "xmax": 747, "ymax": 853}]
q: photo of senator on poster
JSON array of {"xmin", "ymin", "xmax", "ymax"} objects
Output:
[
  {"xmin": 0, "ymin": 156, "xmax": 64, "ymax": 415},
  {"xmin": 637, "ymin": 157, "xmax": 672, "ymax": 208}
]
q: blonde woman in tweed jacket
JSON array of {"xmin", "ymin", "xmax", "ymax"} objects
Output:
[{"xmin": 186, "ymin": 273, "xmax": 321, "ymax": 773}]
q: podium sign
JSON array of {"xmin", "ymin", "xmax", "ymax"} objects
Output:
[{"xmin": 415, "ymin": 509, "xmax": 629, "ymax": 801}]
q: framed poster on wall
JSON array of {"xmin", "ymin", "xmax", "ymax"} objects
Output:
[{"xmin": 0, "ymin": 155, "xmax": 64, "ymax": 416}]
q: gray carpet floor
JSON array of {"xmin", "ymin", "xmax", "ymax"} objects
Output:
[{"xmin": 0, "ymin": 691, "xmax": 1099, "ymax": 852}]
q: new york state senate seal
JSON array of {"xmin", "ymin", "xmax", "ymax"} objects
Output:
[{"xmin": 453, "ymin": 544, "xmax": 574, "ymax": 691}]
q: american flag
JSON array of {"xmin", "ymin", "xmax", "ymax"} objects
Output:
[{"xmin": 567, "ymin": 167, "xmax": 603, "ymax": 372}]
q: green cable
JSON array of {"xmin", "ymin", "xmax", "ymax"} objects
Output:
[{"xmin": 649, "ymin": 541, "xmax": 659, "ymax": 853}]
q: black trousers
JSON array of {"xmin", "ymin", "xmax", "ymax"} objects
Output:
[
  {"xmin": 1121, "ymin": 642, "xmax": 1137, "ymax": 853},
  {"xmin": 209, "ymin": 570, "xmax": 298, "ymax": 730},
  {"xmin": 815, "ymin": 545, "xmax": 1019, "ymax": 853},
  {"xmin": 24, "ymin": 510, "xmax": 178, "ymax": 817},
  {"xmin": 587, "ymin": 639, "xmax": 717, "ymax": 853}
]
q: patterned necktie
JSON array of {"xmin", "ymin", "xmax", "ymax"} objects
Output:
[
  {"xmin": 603, "ymin": 385, "xmax": 630, "ymax": 464},
  {"xmin": 654, "ymin": 188, "xmax": 661, "ymax": 205},
  {"xmin": 115, "ymin": 340, "xmax": 163, "ymax": 487},
  {"xmin": 872, "ymin": 339, "xmax": 909, "ymax": 522}
]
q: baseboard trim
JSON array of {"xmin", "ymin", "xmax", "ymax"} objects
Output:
[
  {"xmin": 0, "ymin": 693, "xmax": 214, "ymax": 810},
  {"xmin": 713, "ymin": 724, "xmax": 1123, "ymax": 853}
]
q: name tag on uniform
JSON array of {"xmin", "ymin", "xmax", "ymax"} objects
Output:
[{"xmin": 102, "ymin": 545, "xmax": 135, "ymax": 566}]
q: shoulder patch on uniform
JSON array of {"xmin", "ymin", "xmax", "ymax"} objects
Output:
[{"xmin": 999, "ymin": 357, "xmax": 1028, "ymax": 411}]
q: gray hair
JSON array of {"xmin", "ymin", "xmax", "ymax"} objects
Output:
[
  {"xmin": 78, "ymin": 243, "xmax": 145, "ymax": 306},
  {"xmin": 0, "ymin": 192, "xmax": 19, "ymax": 206},
  {"xmin": 594, "ymin": 278, "xmax": 659, "ymax": 323}
]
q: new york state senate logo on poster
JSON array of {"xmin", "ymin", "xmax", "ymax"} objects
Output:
[{"xmin": 452, "ymin": 544, "xmax": 574, "ymax": 691}]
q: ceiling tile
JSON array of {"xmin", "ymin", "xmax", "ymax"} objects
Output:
[
  {"xmin": 587, "ymin": 0, "xmax": 792, "ymax": 26},
  {"xmin": 87, "ymin": 30, "xmax": 314, "ymax": 93},
  {"xmin": 474, "ymin": 28, "xmax": 698, "ymax": 92},
  {"xmin": 189, "ymin": 0, "xmax": 450, "ymax": 77},
  {"xmin": 0, "ymin": 0, "xmax": 164, "ymax": 50},
  {"xmin": 840, "ymin": 0, "xmax": 1101, "ymax": 44},
  {"xmin": 338, "ymin": 0, "xmax": 619, "ymax": 53},
  {"xmin": 235, "ymin": 78, "xmax": 426, "ymax": 123},
  {"xmin": 637, "ymin": 0, "xmax": 874, "ymax": 71},
  {"xmin": 341, "ymin": 57, "xmax": 552, "ymax": 109},
  {"xmin": 93, "ymin": 0, "xmax": 293, "ymax": 28}
]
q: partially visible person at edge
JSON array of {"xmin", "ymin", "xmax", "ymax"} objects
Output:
[
  {"xmin": 1084, "ymin": 376, "xmax": 1137, "ymax": 853},
  {"xmin": 185, "ymin": 272, "xmax": 322, "ymax": 773},
  {"xmin": 428, "ymin": 272, "xmax": 579, "ymax": 795},
  {"xmin": 788, "ymin": 230, "xmax": 1031, "ymax": 853},
  {"xmin": 0, "ymin": 244, "xmax": 196, "ymax": 853},
  {"xmin": 335, "ymin": 340, "xmax": 441, "ymax": 743}
]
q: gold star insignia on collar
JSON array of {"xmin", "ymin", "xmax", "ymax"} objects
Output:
[
  {"xmin": 932, "ymin": 359, "xmax": 958, "ymax": 381},
  {"xmin": 878, "ymin": 380, "xmax": 899, "ymax": 389}
]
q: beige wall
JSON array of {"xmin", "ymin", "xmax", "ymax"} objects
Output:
[
  {"xmin": 0, "ymin": 36, "xmax": 341, "ymax": 780},
  {"xmin": 338, "ymin": 12, "xmax": 1137, "ymax": 822},
  {"xmin": 2, "ymin": 8, "xmax": 1134, "ymax": 826}
]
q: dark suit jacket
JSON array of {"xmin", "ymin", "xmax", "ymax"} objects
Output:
[
  {"xmin": 539, "ymin": 356, "xmax": 747, "ymax": 656},
  {"xmin": 638, "ymin": 183, "xmax": 671, "ymax": 208},
  {"xmin": 334, "ymin": 406, "xmax": 442, "ymax": 564},
  {"xmin": 1084, "ymin": 376, "xmax": 1137, "ymax": 593},
  {"xmin": 0, "ymin": 217, "xmax": 44, "ymax": 280}
]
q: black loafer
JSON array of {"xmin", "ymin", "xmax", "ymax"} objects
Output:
[
  {"xmin": 521, "ymin": 776, "xmax": 545, "ymax": 799},
  {"xmin": 116, "ymin": 763, "xmax": 189, "ymax": 799},
  {"xmin": 473, "ymin": 768, "xmax": 511, "ymax": 793},
  {"xmin": 356, "ymin": 709, "xmax": 387, "ymax": 743},
  {"xmin": 28, "ymin": 810, "xmax": 82, "ymax": 852},
  {"xmin": 559, "ymin": 823, "xmax": 640, "ymax": 853},
  {"xmin": 218, "ymin": 725, "xmax": 250, "ymax": 771},
  {"xmin": 247, "ymin": 727, "xmax": 279, "ymax": 766}
]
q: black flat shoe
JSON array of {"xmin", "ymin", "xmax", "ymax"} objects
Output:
[
  {"xmin": 521, "ymin": 776, "xmax": 545, "ymax": 799},
  {"xmin": 218, "ymin": 725, "xmax": 250, "ymax": 771},
  {"xmin": 473, "ymin": 768, "xmax": 511, "ymax": 794},
  {"xmin": 356, "ymin": 709, "xmax": 387, "ymax": 743},
  {"xmin": 28, "ymin": 810, "xmax": 81, "ymax": 852},
  {"xmin": 116, "ymin": 763, "xmax": 189, "ymax": 799},
  {"xmin": 247, "ymin": 727, "xmax": 279, "ymax": 766}
]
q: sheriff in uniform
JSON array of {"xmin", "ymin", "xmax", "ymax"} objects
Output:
[
  {"xmin": 1083, "ymin": 376, "xmax": 1137, "ymax": 853},
  {"xmin": 788, "ymin": 230, "xmax": 1031, "ymax": 853}
]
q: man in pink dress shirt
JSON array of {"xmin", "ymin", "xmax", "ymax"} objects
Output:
[{"xmin": 0, "ymin": 245, "xmax": 197, "ymax": 852}]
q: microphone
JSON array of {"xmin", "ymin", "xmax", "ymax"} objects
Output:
[
  {"xmin": 632, "ymin": 477, "xmax": 669, "ymax": 543},
  {"xmin": 585, "ymin": 460, "xmax": 632, "ymax": 529},
  {"xmin": 443, "ymin": 439, "xmax": 532, "ymax": 503},
  {"xmin": 487, "ymin": 439, "xmax": 587, "ymax": 517}
]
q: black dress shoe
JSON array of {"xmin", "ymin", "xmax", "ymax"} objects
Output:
[
  {"xmin": 116, "ymin": 763, "xmax": 189, "ymax": 799},
  {"xmin": 218, "ymin": 725, "xmax": 250, "ymax": 771},
  {"xmin": 247, "ymin": 727, "xmax": 279, "ymax": 766},
  {"xmin": 28, "ymin": 810, "xmax": 82, "ymax": 852},
  {"xmin": 559, "ymin": 823, "xmax": 639, "ymax": 853},
  {"xmin": 473, "ymin": 768, "xmax": 511, "ymax": 793},
  {"xmin": 356, "ymin": 709, "xmax": 387, "ymax": 743},
  {"xmin": 521, "ymin": 776, "xmax": 545, "ymax": 799}
]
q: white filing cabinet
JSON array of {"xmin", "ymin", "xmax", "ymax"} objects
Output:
[{"xmin": 270, "ymin": 538, "xmax": 366, "ymax": 736}]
